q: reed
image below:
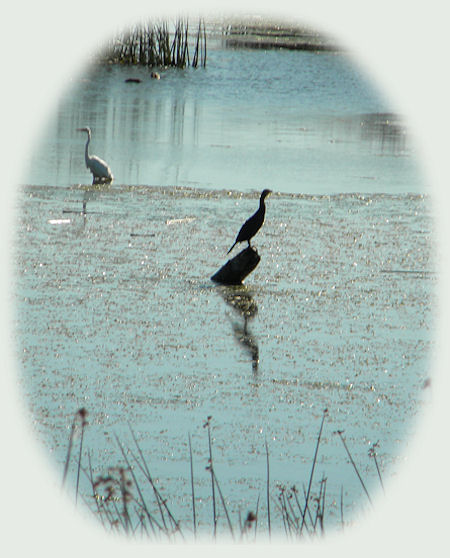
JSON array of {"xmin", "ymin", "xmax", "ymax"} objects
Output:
[
  {"xmin": 211, "ymin": 466, "xmax": 235, "ymax": 539},
  {"xmin": 204, "ymin": 416, "xmax": 217, "ymax": 537},
  {"xmin": 336, "ymin": 430, "xmax": 373, "ymax": 507},
  {"xmin": 84, "ymin": 430, "xmax": 183, "ymax": 539},
  {"xmin": 61, "ymin": 407, "xmax": 88, "ymax": 496},
  {"xmin": 369, "ymin": 441, "xmax": 385, "ymax": 493},
  {"xmin": 126, "ymin": 426, "xmax": 182, "ymax": 538},
  {"xmin": 75, "ymin": 408, "xmax": 88, "ymax": 505},
  {"xmin": 100, "ymin": 19, "xmax": 207, "ymax": 68},
  {"xmin": 252, "ymin": 497, "xmax": 260, "ymax": 540},
  {"xmin": 314, "ymin": 475, "xmax": 327, "ymax": 535},
  {"xmin": 188, "ymin": 433, "xmax": 197, "ymax": 537},
  {"xmin": 63, "ymin": 409, "xmax": 384, "ymax": 540},
  {"xmin": 114, "ymin": 434, "xmax": 160, "ymax": 537},
  {"xmin": 273, "ymin": 480, "xmax": 329, "ymax": 540},
  {"xmin": 265, "ymin": 437, "xmax": 272, "ymax": 538},
  {"xmin": 299, "ymin": 408, "xmax": 328, "ymax": 535},
  {"xmin": 87, "ymin": 452, "xmax": 106, "ymax": 530},
  {"xmin": 61, "ymin": 414, "xmax": 76, "ymax": 490}
]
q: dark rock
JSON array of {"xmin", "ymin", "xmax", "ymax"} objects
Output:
[{"xmin": 211, "ymin": 246, "xmax": 261, "ymax": 285}]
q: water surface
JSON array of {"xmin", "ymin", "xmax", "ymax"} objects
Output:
[
  {"xmin": 27, "ymin": 47, "xmax": 423, "ymax": 194},
  {"xmin": 15, "ymin": 43, "xmax": 434, "ymax": 537}
]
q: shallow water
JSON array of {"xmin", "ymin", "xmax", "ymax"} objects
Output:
[
  {"xmin": 15, "ymin": 43, "xmax": 435, "ymax": 537},
  {"xmin": 26, "ymin": 47, "xmax": 423, "ymax": 195},
  {"xmin": 15, "ymin": 184, "xmax": 435, "ymax": 534}
]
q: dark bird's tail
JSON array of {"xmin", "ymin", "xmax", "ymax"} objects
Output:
[{"xmin": 227, "ymin": 241, "xmax": 237, "ymax": 255}]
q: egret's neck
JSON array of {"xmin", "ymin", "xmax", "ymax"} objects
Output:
[{"xmin": 84, "ymin": 133, "xmax": 91, "ymax": 165}]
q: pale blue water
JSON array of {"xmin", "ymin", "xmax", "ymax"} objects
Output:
[
  {"xmin": 27, "ymin": 47, "xmax": 423, "ymax": 194},
  {"xmin": 15, "ymin": 43, "xmax": 434, "ymax": 538}
]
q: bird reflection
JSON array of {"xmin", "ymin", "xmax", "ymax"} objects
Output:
[
  {"xmin": 82, "ymin": 198, "xmax": 87, "ymax": 227},
  {"xmin": 62, "ymin": 188, "xmax": 101, "ymax": 229},
  {"xmin": 218, "ymin": 285, "xmax": 259, "ymax": 372}
]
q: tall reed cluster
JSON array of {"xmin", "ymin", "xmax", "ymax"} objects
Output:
[
  {"xmin": 101, "ymin": 19, "xmax": 207, "ymax": 68},
  {"xmin": 62, "ymin": 408, "xmax": 384, "ymax": 541}
]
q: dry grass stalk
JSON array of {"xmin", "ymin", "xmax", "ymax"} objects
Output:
[{"xmin": 62, "ymin": 408, "xmax": 383, "ymax": 540}]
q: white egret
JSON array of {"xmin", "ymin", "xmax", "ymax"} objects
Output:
[{"xmin": 77, "ymin": 127, "xmax": 113, "ymax": 184}]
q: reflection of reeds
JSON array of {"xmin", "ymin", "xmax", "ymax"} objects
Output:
[
  {"xmin": 100, "ymin": 19, "xmax": 207, "ymax": 68},
  {"xmin": 62, "ymin": 409, "xmax": 380, "ymax": 540}
]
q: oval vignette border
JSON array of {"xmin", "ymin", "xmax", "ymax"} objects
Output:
[{"xmin": 1, "ymin": 1, "xmax": 449, "ymax": 557}]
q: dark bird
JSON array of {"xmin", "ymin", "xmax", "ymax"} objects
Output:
[{"xmin": 227, "ymin": 189, "xmax": 272, "ymax": 254}]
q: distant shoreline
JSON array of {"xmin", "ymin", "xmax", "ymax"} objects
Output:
[
  {"xmin": 215, "ymin": 20, "xmax": 341, "ymax": 52},
  {"xmin": 221, "ymin": 32, "xmax": 339, "ymax": 52}
]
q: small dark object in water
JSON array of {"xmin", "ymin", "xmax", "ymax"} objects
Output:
[
  {"xmin": 211, "ymin": 246, "xmax": 260, "ymax": 285},
  {"xmin": 150, "ymin": 72, "xmax": 161, "ymax": 79},
  {"xmin": 227, "ymin": 189, "xmax": 272, "ymax": 254},
  {"xmin": 125, "ymin": 78, "xmax": 142, "ymax": 83}
]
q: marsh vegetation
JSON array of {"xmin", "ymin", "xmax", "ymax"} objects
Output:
[
  {"xmin": 17, "ymin": 18, "xmax": 433, "ymax": 542},
  {"xmin": 63, "ymin": 408, "xmax": 386, "ymax": 540},
  {"xmin": 99, "ymin": 19, "xmax": 207, "ymax": 68}
]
